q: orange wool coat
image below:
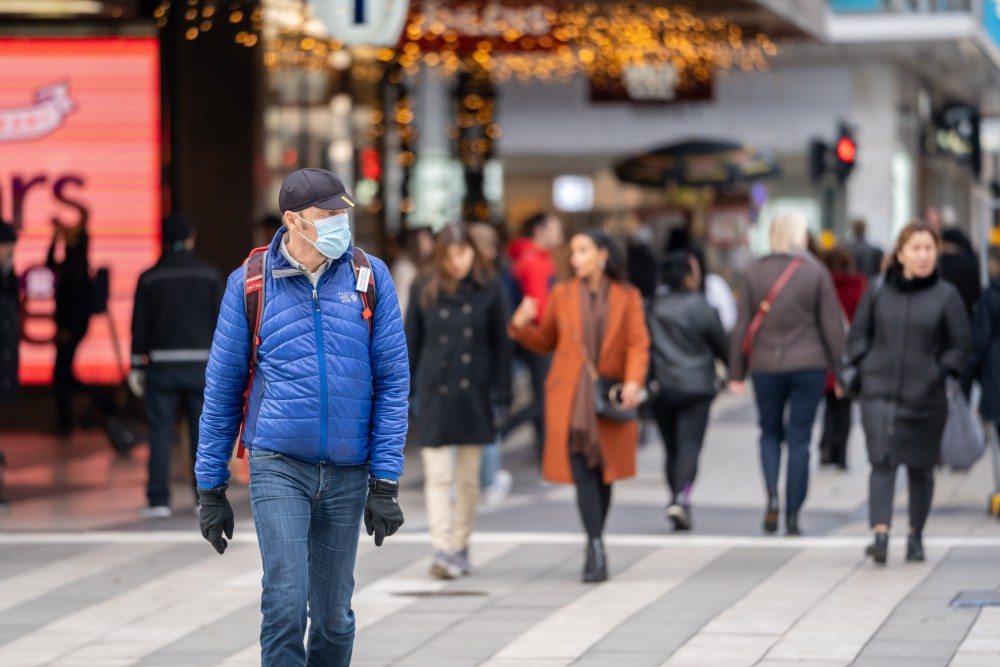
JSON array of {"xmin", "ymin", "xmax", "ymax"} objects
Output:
[{"xmin": 509, "ymin": 279, "xmax": 651, "ymax": 485}]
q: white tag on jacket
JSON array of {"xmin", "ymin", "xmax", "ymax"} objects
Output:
[{"xmin": 356, "ymin": 266, "xmax": 372, "ymax": 293}]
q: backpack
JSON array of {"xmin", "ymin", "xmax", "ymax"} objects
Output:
[{"xmin": 234, "ymin": 245, "xmax": 378, "ymax": 459}]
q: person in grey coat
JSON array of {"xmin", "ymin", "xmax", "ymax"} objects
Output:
[
  {"xmin": 729, "ymin": 212, "xmax": 846, "ymax": 537},
  {"xmin": 846, "ymin": 221, "xmax": 971, "ymax": 565},
  {"xmin": 648, "ymin": 251, "xmax": 727, "ymax": 531}
]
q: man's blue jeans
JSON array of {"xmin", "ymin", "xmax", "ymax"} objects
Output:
[
  {"xmin": 751, "ymin": 370, "xmax": 826, "ymax": 514},
  {"xmin": 248, "ymin": 448, "xmax": 369, "ymax": 667}
]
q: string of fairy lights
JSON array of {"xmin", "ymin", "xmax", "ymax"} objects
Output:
[
  {"xmin": 152, "ymin": 0, "xmax": 263, "ymax": 45},
  {"xmin": 395, "ymin": 2, "xmax": 777, "ymax": 86},
  {"xmin": 153, "ymin": 1, "xmax": 777, "ymax": 86}
]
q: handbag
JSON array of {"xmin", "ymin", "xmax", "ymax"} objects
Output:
[
  {"xmin": 941, "ymin": 379, "xmax": 986, "ymax": 471},
  {"xmin": 741, "ymin": 258, "xmax": 802, "ymax": 362},
  {"xmin": 575, "ymin": 335, "xmax": 639, "ymax": 423}
]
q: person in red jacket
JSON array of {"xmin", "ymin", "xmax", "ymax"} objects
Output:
[
  {"xmin": 820, "ymin": 247, "xmax": 867, "ymax": 469},
  {"xmin": 504, "ymin": 212, "xmax": 564, "ymax": 459}
]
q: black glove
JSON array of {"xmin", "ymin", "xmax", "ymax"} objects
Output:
[
  {"xmin": 197, "ymin": 486, "xmax": 234, "ymax": 555},
  {"xmin": 364, "ymin": 478, "xmax": 404, "ymax": 547}
]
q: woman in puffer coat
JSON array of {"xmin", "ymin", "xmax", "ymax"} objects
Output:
[
  {"xmin": 846, "ymin": 221, "xmax": 971, "ymax": 565},
  {"xmin": 406, "ymin": 222, "xmax": 513, "ymax": 580}
]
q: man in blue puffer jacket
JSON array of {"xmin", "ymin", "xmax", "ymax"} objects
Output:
[{"xmin": 194, "ymin": 168, "xmax": 409, "ymax": 667}]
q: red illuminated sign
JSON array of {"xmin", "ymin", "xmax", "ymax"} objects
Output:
[{"xmin": 0, "ymin": 38, "xmax": 161, "ymax": 385}]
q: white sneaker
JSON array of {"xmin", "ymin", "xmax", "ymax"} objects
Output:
[
  {"xmin": 140, "ymin": 506, "xmax": 173, "ymax": 520},
  {"xmin": 482, "ymin": 470, "xmax": 513, "ymax": 508},
  {"xmin": 430, "ymin": 551, "xmax": 461, "ymax": 580}
]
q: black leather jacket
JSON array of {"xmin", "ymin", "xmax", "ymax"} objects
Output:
[{"xmin": 649, "ymin": 288, "xmax": 728, "ymax": 397}]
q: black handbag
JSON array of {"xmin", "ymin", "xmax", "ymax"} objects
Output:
[
  {"xmin": 594, "ymin": 376, "xmax": 639, "ymax": 423},
  {"xmin": 576, "ymin": 334, "xmax": 640, "ymax": 423}
]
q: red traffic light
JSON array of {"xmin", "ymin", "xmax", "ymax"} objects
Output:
[{"xmin": 836, "ymin": 137, "xmax": 856, "ymax": 163}]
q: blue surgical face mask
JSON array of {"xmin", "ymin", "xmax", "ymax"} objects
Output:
[{"xmin": 294, "ymin": 211, "xmax": 351, "ymax": 260}]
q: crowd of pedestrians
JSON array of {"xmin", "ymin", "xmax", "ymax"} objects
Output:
[{"xmin": 2, "ymin": 164, "xmax": 997, "ymax": 665}]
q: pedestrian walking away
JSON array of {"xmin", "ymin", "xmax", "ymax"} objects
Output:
[
  {"xmin": 407, "ymin": 222, "xmax": 512, "ymax": 580},
  {"xmin": 467, "ymin": 222, "xmax": 517, "ymax": 506},
  {"xmin": 195, "ymin": 168, "xmax": 409, "ymax": 666},
  {"xmin": 972, "ymin": 250, "xmax": 1000, "ymax": 440},
  {"xmin": 47, "ymin": 218, "xmax": 94, "ymax": 439},
  {"xmin": 509, "ymin": 229, "xmax": 650, "ymax": 583},
  {"xmin": 505, "ymin": 212, "xmax": 564, "ymax": 460},
  {"xmin": 848, "ymin": 219, "xmax": 884, "ymax": 279},
  {"xmin": 818, "ymin": 247, "xmax": 867, "ymax": 470},
  {"xmin": 648, "ymin": 251, "xmax": 728, "ymax": 531},
  {"xmin": 846, "ymin": 221, "xmax": 971, "ymax": 565},
  {"xmin": 130, "ymin": 214, "xmax": 223, "ymax": 519},
  {"xmin": 0, "ymin": 219, "xmax": 19, "ymax": 510},
  {"xmin": 729, "ymin": 212, "xmax": 846, "ymax": 537}
]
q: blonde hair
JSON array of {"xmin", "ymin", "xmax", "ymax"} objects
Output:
[{"xmin": 769, "ymin": 212, "xmax": 809, "ymax": 254}]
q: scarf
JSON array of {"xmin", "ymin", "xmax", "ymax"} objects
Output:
[{"xmin": 569, "ymin": 278, "xmax": 609, "ymax": 469}]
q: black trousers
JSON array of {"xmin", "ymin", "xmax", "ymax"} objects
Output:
[
  {"xmin": 503, "ymin": 346, "xmax": 551, "ymax": 450},
  {"xmin": 652, "ymin": 393, "xmax": 713, "ymax": 501},
  {"xmin": 570, "ymin": 454, "xmax": 612, "ymax": 540},
  {"xmin": 820, "ymin": 391, "xmax": 853, "ymax": 467},
  {"xmin": 54, "ymin": 329, "xmax": 86, "ymax": 435},
  {"xmin": 145, "ymin": 363, "xmax": 206, "ymax": 508},
  {"xmin": 869, "ymin": 463, "xmax": 934, "ymax": 534}
]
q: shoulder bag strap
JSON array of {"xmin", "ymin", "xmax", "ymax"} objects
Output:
[{"xmin": 741, "ymin": 258, "xmax": 803, "ymax": 358}]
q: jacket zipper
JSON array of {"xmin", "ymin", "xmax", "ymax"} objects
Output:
[
  {"xmin": 889, "ymin": 293, "xmax": 910, "ymax": 438},
  {"xmin": 312, "ymin": 279, "xmax": 328, "ymax": 459}
]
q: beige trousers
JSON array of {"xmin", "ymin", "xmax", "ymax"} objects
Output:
[{"xmin": 421, "ymin": 445, "xmax": 483, "ymax": 553}]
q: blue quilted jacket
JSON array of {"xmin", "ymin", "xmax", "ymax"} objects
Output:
[{"xmin": 195, "ymin": 229, "xmax": 409, "ymax": 489}]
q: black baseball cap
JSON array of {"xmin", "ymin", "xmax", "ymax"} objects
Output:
[{"xmin": 279, "ymin": 168, "xmax": 359, "ymax": 213}]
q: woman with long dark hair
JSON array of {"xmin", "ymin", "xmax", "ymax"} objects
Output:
[
  {"xmin": 846, "ymin": 221, "xmax": 970, "ymax": 564},
  {"xmin": 648, "ymin": 251, "xmax": 728, "ymax": 530},
  {"xmin": 406, "ymin": 223, "xmax": 513, "ymax": 579},
  {"xmin": 509, "ymin": 229, "xmax": 650, "ymax": 583}
]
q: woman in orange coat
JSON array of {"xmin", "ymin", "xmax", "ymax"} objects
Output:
[{"xmin": 509, "ymin": 229, "xmax": 650, "ymax": 583}]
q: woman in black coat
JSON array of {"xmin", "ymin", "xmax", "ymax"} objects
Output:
[
  {"xmin": 846, "ymin": 221, "xmax": 971, "ymax": 565},
  {"xmin": 648, "ymin": 251, "xmax": 728, "ymax": 531},
  {"xmin": 406, "ymin": 222, "xmax": 512, "ymax": 580}
]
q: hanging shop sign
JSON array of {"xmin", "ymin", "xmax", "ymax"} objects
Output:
[
  {"xmin": 589, "ymin": 64, "xmax": 713, "ymax": 104},
  {"xmin": 311, "ymin": 0, "xmax": 410, "ymax": 46},
  {"xmin": 922, "ymin": 102, "xmax": 981, "ymax": 177},
  {"xmin": 0, "ymin": 38, "xmax": 160, "ymax": 385}
]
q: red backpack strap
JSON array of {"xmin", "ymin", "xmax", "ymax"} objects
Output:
[
  {"xmin": 236, "ymin": 245, "xmax": 269, "ymax": 459},
  {"xmin": 351, "ymin": 246, "xmax": 378, "ymax": 337}
]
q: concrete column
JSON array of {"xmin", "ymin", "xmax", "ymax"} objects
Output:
[
  {"xmin": 161, "ymin": 3, "xmax": 263, "ymax": 272},
  {"xmin": 847, "ymin": 61, "xmax": 900, "ymax": 249}
]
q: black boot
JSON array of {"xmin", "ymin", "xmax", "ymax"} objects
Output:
[
  {"xmin": 582, "ymin": 537, "xmax": 608, "ymax": 583},
  {"xmin": 786, "ymin": 512, "xmax": 801, "ymax": 537},
  {"xmin": 865, "ymin": 532, "xmax": 889, "ymax": 565},
  {"xmin": 906, "ymin": 533, "xmax": 925, "ymax": 562},
  {"xmin": 764, "ymin": 490, "xmax": 779, "ymax": 534}
]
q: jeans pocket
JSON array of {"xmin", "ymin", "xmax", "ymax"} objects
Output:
[{"xmin": 248, "ymin": 448, "xmax": 282, "ymax": 461}]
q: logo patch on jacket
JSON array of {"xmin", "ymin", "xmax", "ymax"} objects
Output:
[{"xmin": 339, "ymin": 291, "xmax": 359, "ymax": 304}]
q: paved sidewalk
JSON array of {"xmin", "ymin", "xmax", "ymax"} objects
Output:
[{"xmin": 1, "ymin": 394, "xmax": 999, "ymax": 666}]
